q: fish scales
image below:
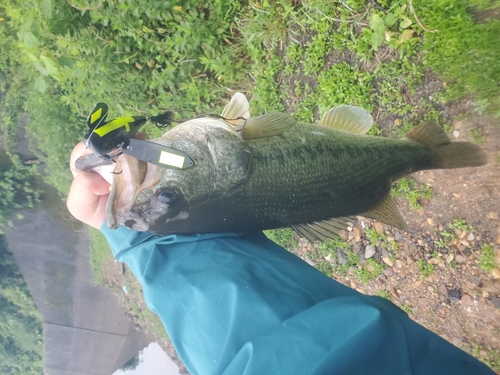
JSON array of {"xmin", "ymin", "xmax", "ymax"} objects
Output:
[{"xmin": 220, "ymin": 123, "xmax": 433, "ymax": 228}]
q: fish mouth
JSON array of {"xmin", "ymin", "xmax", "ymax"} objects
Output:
[{"xmin": 106, "ymin": 153, "xmax": 163, "ymax": 230}]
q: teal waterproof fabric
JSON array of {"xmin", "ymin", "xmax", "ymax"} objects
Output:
[{"xmin": 101, "ymin": 225, "xmax": 494, "ymax": 375}]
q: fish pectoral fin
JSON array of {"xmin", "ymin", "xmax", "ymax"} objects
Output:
[
  {"xmin": 292, "ymin": 216, "xmax": 355, "ymax": 242},
  {"xmin": 319, "ymin": 105, "xmax": 373, "ymax": 135},
  {"xmin": 241, "ymin": 113, "xmax": 297, "ymax": 140},
  {"xmin": 221, "ymin": 92, "xmax": 250, "ymax": 126},
  {"xmin": 360, "ymin": 195, "xmax": 408, "ymax": 231}
]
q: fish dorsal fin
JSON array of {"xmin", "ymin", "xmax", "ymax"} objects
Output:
[
  {"xmin": 319, "ymin": 105, "xmax": 373, "ymax": 135},
  {"xmin": 292, "ymin": 216, "xmax": 355, "ymax": 242},
  {"xmin": 221, "ymin": 92, "xmax": 250, "ymax": 126},
  {"xmin": 241, "ymin": 112, "xmax": 297, "ymax": 140},
  {"xmin": 360, "ymin": 195, "xmax": 408, "ymax": 231}
]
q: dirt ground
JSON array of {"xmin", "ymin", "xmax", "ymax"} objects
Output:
[{"xmin": 295, "ymin": 108, "xmax": 500, "ymax": 372}]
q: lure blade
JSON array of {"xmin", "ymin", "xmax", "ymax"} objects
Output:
[{"xmin": 87, "ymin": 103, "xmax": 109, "ymax": 130}]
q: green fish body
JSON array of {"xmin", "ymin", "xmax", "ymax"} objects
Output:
[{"xmin": 106, "ymin": 94, "xmax": 486, "ymax": 240}]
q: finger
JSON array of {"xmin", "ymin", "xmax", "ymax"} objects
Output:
[
  {"xmin": 70, "ymin": 142, "xmax": 94, "ymax": 178},
  {"xmin": 66, "ymin": 171, "xmax": 110, "ymax": 229}
]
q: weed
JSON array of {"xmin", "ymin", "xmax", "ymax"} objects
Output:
[
  {"xmin": 467, "ymin": 126, "xmax": 485, "ymax": 144},
  {"xmin": 401, "ymin": 302, "xmax": 417, "ymax": 316},
  {"xmin": 365, "ymin": 228, "xmax": 398, "ymax": 251},
  {"xmin": 471, "ymin": 344, "xmax": 500, "ymax": 372},
  {"xmin": 478, "ymin": 244, "xmax": 498, "ymax": 272},
  {"xmin": 417, "ymin": 259, "xmax": 435, "ymax": 280},
  {"xmin": 264, "ymin": 228, "xmax": 298, "ymax": 250},
  {"xmin": 449, "ymin": 219, "xmax": 476, "ymax": 233},
  {"xmin": 377, "ymin": 290, "xmax": 392, "ymax": 300},
  {"xmin": 392, "ymin": 177, "xmax": 433, "ymax": 210}
]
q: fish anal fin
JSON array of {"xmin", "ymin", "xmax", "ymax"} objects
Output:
[
  {"xmin": 221, "ymin": 92, "xmax": 250, "ymax": 126},
  {"xmin": 241, "ymin": 113, "xmax": 297, "ymax": 140},
  {"xmin": 292, "ymin": 216, "xmax": 355, "ymax": 242},
  {"xmin": 361, "ymin": 195, "xmax": 408, "ymax": 231},
  {"xmin": 318, "ymin": 105, "xmax": 373, "ymax": 135}
]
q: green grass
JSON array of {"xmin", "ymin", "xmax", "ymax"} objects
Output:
[
  {"xmin": 478, "ymin": 244, "xmax": 498, "ymax": 272},
  {"xmin": 264, "ymin": 228, "xmax": 298, "ymax": 250},
  {"xmin": 392, "ymin": 177, "xmax": 434, "ymax": 210},
  {"xmin": 471, "ymin": 344, "xmax": 500, "ymax": 372},
  {"xmin": 417, "ymin": 259, "xmax": 435, "ymax": 280},
  {"xmin": 88, "ymin": 227, "xmax": 114, "ymax": 285}
]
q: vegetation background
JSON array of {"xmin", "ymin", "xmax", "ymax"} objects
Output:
[{"xmin": 0, "ymin": 0, "xmax": 499, "ymax": 373}]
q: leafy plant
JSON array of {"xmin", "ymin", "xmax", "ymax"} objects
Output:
[
  {"xmin": 264, "ymin": 228, "xmax": 298, "ymax": 250},
  {"xmin": 392, "ymin": 177, "xmax": 433, "ymax": 210},
  {"xmin": 478, "ymin": 244, "xmax": 497, "ymax": 272},
  {"xmin": 417, "ymin": 259, "xmax": 435, "ymax": 280}
]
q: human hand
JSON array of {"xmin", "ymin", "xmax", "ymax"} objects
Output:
[{"xmin": 66, "ymin": 142, "xmax": 111, "ymax": 229}]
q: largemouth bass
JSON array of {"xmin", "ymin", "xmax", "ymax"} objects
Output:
[{"xmin": 98, "ymin": 93, "xmax": 486, "ymax": 241}]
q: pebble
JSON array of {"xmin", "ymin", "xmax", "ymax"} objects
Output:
[
  {"xmin": 400, "ymin": 268, "xmax": 407, "ymax": 278},
  {"xmin": 439, "ymin": 284, "xmax": 448, "ymax": 297},
  {"xmin": 382, "ymin": 257, "xmax": 393, "ymax": 267},
  {"xmin": 353, "ymin": 227, "xmax": 361, "ymax": 242},
  {"xmin": 453, "ymin": 193, "xmax": 460, "ymax": 198},
  {"xmin": 455, "ymin": 254, "xmax": 467, "ymax": 264},
  {"xmin": 366, "ymin": 262, "xmax": 376, "ymax": 273},
  {"xmin": 395, "ymin": 231, "xmax": 403, "ymax": 241},
  {"xmin": 488, "ymin": 211, "xmax": 498, "ymax": 220},
  {"xmin": 373, "ymin": 221, "xmax": 385, "ymax": 234},
  {"xmin": 427, "ymin": 286, "xmax": 434, "ymax": 292},
  {"xmin": 448, "ymin": 289, "xmax": 462, "ymax": 301},
  {"xmin": 337, "ymin": 248, "xmax": 348, "ymax": 265},
  {"xmin": 384, "ymin": 267, "xmax": 393, "ymax": 277},
  {"xmin": 492, "ymin": 268, "xmax": 500, "ymax": 279},
  {"xmin": 395, "ymin": 259, "xmax": 402, "ymax": 269},
  {"xmin": 427, "ymin": 218, "xmax": 434, "ymax": 225},
  {"xmin": 467, "ymin": 233, "xmax": 475, "ymax": 241},
  {"xmin": 427, "ymin": 258, "xmax": 440, "ymax": 265},
  {"xmin": 471, "ymin": 276, "xmax": 482, "ymax": 287},
  {"xmin": 452, "ymin": 337, "xmax": 462, "ymax": 348},
  {"xmin": 460, "ymin": 294, "xmax": 473, "ymax": 307},
  {"xmin": 492, "ymin": 296, "xmax": 500, "ymax": 309},
  {"xmin": 446, "ymin": 254, "xmax": 454, "ymax": 263},
  {"xmin": 365, "ymin": 245, "xmax": 376, "ymax": 259},
  {"xmin": 390, "ymin": 288, "xmax": 400, "ymax": 298}
]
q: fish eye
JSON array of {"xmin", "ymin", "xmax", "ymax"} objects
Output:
[{"xmin": 157, "ymin": 189, "xmax": 178, "ymax": 205}]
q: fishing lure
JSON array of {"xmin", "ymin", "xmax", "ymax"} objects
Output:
[
  {"xmin": 76, "ymin": 103, "xmax": 193, "ymax": 171},
  {"xmin": 84, "ymin": 103, "xmax": 175, "ymax": 158}
]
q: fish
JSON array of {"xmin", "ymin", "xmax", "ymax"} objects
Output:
[{"xmin": 102, "ymin": 93, "xmax": 487, "ymax": 241}]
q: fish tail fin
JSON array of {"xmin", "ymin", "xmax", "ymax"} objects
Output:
[{"xmin": 405, "ymin": 122, "xmax": 487, "ymax": 169}]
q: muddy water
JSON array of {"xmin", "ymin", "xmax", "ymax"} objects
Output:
[{"xmin": 2, "ymin": 150, "xmax": 150, "ymax": 375}]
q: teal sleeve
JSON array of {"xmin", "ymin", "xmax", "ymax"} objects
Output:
[{"xmin": 101, "ymin": 225, "xmax": 494, "ymax": 375}]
